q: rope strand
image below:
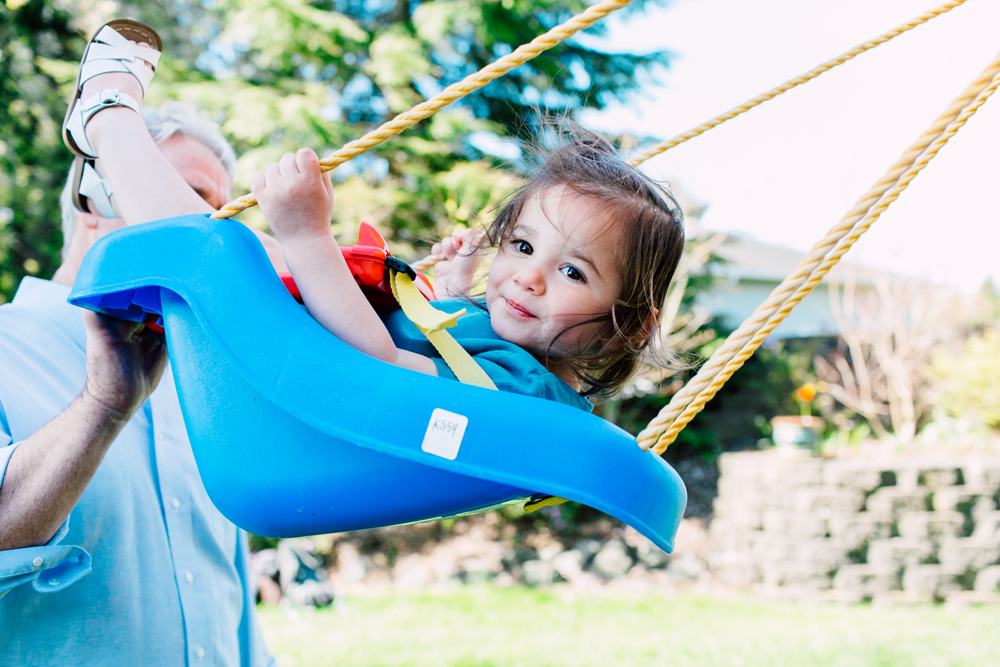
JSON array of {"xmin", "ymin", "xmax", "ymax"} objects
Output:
[{"xmin": 639, "ymin": 49, "xmax": 1000, "ymax": 453}]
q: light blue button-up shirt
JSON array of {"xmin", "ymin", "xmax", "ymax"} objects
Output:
[{"xmin": 0, "ymin": 278, "xmax": 274, "ymax": 666}]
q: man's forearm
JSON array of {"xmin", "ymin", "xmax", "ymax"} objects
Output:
[{"xmin": 0, "ymin": 391, "xmax": 131, "ymax": 550}]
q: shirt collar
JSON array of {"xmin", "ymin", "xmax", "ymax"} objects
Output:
[{"xmin": 11, "ymin": 277, "xmax": 86, "ymax": 343}]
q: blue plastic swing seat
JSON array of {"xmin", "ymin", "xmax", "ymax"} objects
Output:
[{"xmin": 68, "ymin": 215, "xmax": 687, "ymax": 552}]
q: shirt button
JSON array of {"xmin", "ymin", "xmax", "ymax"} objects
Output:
[
  {"xmin": 196, "ymin": 646, "xmax": 205, "ymax": 660},
  {"xmin": 49, "ymin": 578, "xmax": 60, "ymax": 586},
  {"xmin": 171, "ymin": 498, "xmax": 181, "ymax": 510},
  {"xmin": 185, "ymin": 571, "xmax": 194, "ymax": 584},
  {"xmin": 32, "ymin": 557, "xmax": 43, "ymax": 568}
]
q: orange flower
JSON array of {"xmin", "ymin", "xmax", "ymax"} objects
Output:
[{"xmin": 796, "ymin": 384, "xmax": 816, "ymax": 402}]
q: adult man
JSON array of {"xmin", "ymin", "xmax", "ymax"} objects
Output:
[{"xmin": 0, "ymin": 102, "xmax": 282, "ymax": 665}]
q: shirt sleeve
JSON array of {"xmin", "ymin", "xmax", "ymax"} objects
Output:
[{"xmin": 0, "ymin": 404, "xmax": 93, "ymax": 598}]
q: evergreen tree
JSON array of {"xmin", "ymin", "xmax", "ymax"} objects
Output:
[{"xmin": 0, "ymin": 0, "xmax": 668, "ymax": 302}]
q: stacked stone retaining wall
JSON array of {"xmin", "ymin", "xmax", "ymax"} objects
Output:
[{"xmin": 710, "ymin": 451, "xmax": 1000, "ymax": 605}]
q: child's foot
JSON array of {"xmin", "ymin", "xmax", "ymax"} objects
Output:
[
  {"xmin": 79, "ymin": 43, "xmax": 153, "ymax": 154},
  {"xmin": 62, "ymin": 21, "xmax": 161, "ymax": 160}
]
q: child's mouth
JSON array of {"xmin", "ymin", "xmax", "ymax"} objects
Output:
[{"xmin": 503, "ymin": 297, "xmax": 535, "ymax": 319}]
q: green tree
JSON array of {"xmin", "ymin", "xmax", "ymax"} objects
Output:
[{"xmin": 1, "ymin": 0, "xmax": 668, "ymax": 303}]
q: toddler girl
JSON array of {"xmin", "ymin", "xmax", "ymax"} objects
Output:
[{"xmin": 65, "ymin": 24, "xmax": 685, "ymax": 409}]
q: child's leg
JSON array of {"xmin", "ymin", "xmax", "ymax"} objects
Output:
[{"xmin": 78, "ymin": 48, "xmax": 214, "ymax": 225}]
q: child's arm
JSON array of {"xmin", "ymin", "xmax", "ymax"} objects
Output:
[
  {"xmin": 430, "ymin": 228, "xmax": 484, "ymax": 298},
  {"xmin": 253, "ymin": 149, "xmax": 437, "ymax": 375}
]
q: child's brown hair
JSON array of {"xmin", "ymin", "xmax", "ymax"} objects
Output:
[{"xmin": 482, "ymin": 125, "xmax": 685, "ymax": 396}]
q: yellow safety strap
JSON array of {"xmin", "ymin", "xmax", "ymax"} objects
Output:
[
  {"xmin": 523, "ymin": 494, "xmax": 570, "ymax": 513},
  {"xmin": 388, "ymin": 269, "xmax": 497, "ymax": 390},
  {"xmin": 389, "ymin": 268, "xmax": 570, "ymax": 511}
]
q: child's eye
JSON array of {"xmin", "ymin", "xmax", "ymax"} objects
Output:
[
  {"xmin": 561, "ymin": 265, "xmax": 586, "ymax": 283},
  {"xmin": 512, "ymin": 239, "xmax": 532, "ymax": 255}
]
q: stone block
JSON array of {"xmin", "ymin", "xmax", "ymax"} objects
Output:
[
  {"xmin": 972, "ymin": 511, "xmax": 1000, "ymax": 540},
  {"xmin": 718, "ymin": 451, "xmax": 773, "ymax": 482},
  {"xmin": 973, "ymin": 565, "xmax": 1000, "ymax": 593},
  {"xmin": 932, "ymin": 485, "xmax": 996, "ymax": 512},
  {"xmin": 707, "ymin": 519, "xmax": 755, "ymax": 552},
  {"xmin": 551, "ymin": 550, "xmax": 585, "ymax": 582},
  {"xmin": 871, "ymin": 591, "xmax": 935, "ymax": 608},
  {"xmin": 917, "ymin": 468, "xmax": 961, "ymax": 488},
  {"xmin": 960, "ymin": 460, "xmax": 1000, "ymax": 490},
  {"xmin": 893, "ymin": 467, "xmax": 921, "ymax": 491},
  {"xmin": 667, "ymin": 553, "xmax": 708, "ymax": 581},
  {"xmin": 755, "ymin": 585, "xmax": 863, "ymax": 604},
  {"xmin": 797, "ymin": 539, "xmax": 854, "ymax": 570},
  {"xmin": 635, "ymin": 541, "xmax": 669, "ymax": 569},
  {"xmin": 760, "ymin": 562, "xmax": 833, "ymax": 590},
  {"xmin": 751, "ymin": 536, "xmax": 799, "ymax": 563},
  {"xmin": 592, "ymin": 539, "xmax": 634, "ymax": 579},
  {"xmin": 938, "ymin": 538, "xmax": 1000, "ymax": 572},
  {"xmin": 716, "ymin": 477, "xmax": 761, "ymax": 499},
  {"xmin": 714, "ymin": 560, "xmax": 759, "ymax": 588},
  {"xmin": 943, "ymin": 591, "xmax": 1000, "ymax": 608},
  {"xmin": 713, "ymin": 498, "xmax": 763, "ymax": 530},
  {"xmin": 761, "ymin": 510, "xmax": 828, "ymax": 539},
  {"xmin": 822, "ymin": 460, "xmax": 884, "ymax": 491},
  {"xmin": 832, "ymin": 564, "xmax": 900, "ymax": 595},
  {"xmin": 828, "ymin": 513, "xmax": 893, "ymax": 546},
  {"xmin": 779, "ymin": 487, "xmax": 865, "ymax": 514},
  {"xmin": 897, "ymin": 511, "xmax": 964, "ymax": 540},
  {"xmin": 763, "ymin": 458, "xmax": 825, "ymax": 489},
  {"xmin": 521, "ymin": 559, "xmax": 557, "ymax": 586},
  {"xmin": 866, "ymin": 487, "xmax": 929, "ymax": 516},
  {"xmin": 901, "ymin": 564, "xmax": 965, "ymax": 595},
  {"xmin": 867, "ymin": 538, "xmax": 935, "ymax": 567}
]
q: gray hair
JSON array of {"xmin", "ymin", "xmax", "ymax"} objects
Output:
[{"xmin": 60, "ymin": 101, "xmax": 237, "ymax": 258}]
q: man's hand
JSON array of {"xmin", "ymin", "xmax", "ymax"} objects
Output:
[
  {"xmin": 431, "ymin": 228, "xmax": 484, "ymax": 298},
  {"xmin": 252, "ymin": 148, "xmax": 335, "ymax": 248},
  {"xmin": 0, "ymin": 312, "xmax": 168, "ymax": 550},
  {"xmin": 83, "ymin": 311, "xmax": 167, "ymax": 421}
]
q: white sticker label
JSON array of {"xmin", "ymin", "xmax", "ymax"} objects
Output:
[{"xmin": 421, "ymin": 408, "xmax": 469, "ymax": 460}]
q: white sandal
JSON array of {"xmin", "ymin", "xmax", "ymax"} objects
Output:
[
  {"xmin": 61, "ymin": 19, "xmax": 162, "ymax": 160},
  {"xmin": 70, "ymin": 157, "xmax": 117, "ymax": 218}
]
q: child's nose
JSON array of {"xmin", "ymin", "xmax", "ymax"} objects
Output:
[{"xmin": 513, "ymin": 264, "xmax": 545, "ymax": 294}]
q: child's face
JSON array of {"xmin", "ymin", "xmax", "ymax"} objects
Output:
[{"xmin": 486, "ymin": 187, "xmax": 621, "ymax": 362}]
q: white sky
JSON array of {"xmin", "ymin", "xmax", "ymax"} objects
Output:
[{"xmin": 580, "ymin": 0, "xmax": 1000, "ymax": 293}]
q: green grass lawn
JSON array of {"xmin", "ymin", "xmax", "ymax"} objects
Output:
[{"xmin": 257, "ymin": 587, "xmax": 999, "ymax": 667}]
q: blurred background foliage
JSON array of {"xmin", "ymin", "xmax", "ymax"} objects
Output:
[{"xmin": 0, "ymin": 0, "xmax": 668, "ymax": 301}]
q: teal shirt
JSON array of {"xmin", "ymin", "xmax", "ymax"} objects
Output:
[{"xmin": 381, "ymin": 299, "xmax": 593, "ymax": 413}]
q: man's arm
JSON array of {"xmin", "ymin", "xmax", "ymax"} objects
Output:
[{"xmin": 0, "ymin": 311, "xmax": 166, "ymax": 550}]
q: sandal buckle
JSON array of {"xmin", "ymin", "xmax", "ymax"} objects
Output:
[{"xmin": 98, "ymin": 89, "xmax": 122, "ymax": 106}]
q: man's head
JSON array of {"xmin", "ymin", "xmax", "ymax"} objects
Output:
[{"xmin": 59, "ymin": 101, "xmax": 237, "ymax": 259}]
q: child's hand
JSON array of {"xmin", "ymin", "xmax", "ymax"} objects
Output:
[
  {"xmin": 431, "ymin": 228, "xmax": 484, "ymax": 298},
  {"xmin": 252, "ymin": 148, "xmax": 334, "ymax": 246}
]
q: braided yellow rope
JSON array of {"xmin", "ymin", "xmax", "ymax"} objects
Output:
[
  {"xmin": 627, "ymin": 0, "xmax": 970, "ymax": 166},
  {"xmin": 212, "ymin": 0, "xmax": 636, "ymax": 220},
  {"xmin": 638, "ymin": 49, "xmax": 1000, "ymax": 454},
  {"xmin": 410, "ymin": 0, "xmax": 968, "ymax": 273}
]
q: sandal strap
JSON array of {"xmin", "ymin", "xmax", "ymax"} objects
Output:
[
  {"xmin": 93, "ymin": 25, "xmax": 161, "ymax": 68},
  {"xmin": 80, "ymin": 25, "xmax": 161, "ymax": 98},
  {"xmin": 78, "ymin": 160, "xmax": 116, "ymax": 219},
  {"xmin": 65, "ymin": 88, "xmax": 141, "ymax": 158}
]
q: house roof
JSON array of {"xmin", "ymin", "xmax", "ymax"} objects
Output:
[{"xmin": 706, "ymin": 233, "xmax": 883, "ymax": 285}]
